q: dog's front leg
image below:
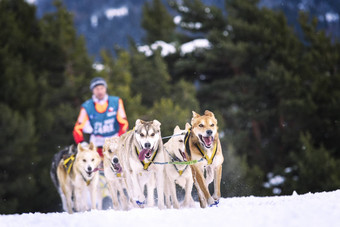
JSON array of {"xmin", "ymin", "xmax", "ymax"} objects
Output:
[
  {"xmin": 146, "ymin": 173, "xmax": 155, "ymax": 207},
  {"xmin": 89, "ymin": 177, "xmax": 99, "ymax": 210},
  {"xmin": 169, "ymin": 177, "xmax": 179, "ymax": 209},
  {"xmin": 74, "ymin": 186, "xmax": 85, "ymax": 212},
  {"xmin": 129, "ymin": 171, "xmax": 145, "ymax": 205},
  {"xmin": 183, "ymin": 175, "xmax": 195, "ymax": 208},
  {"xmin": 116, "ymin": 182, "xmax": 129, "ymax": 210},
  {"xmin": 163, "ymin": 174, "xmax": 171, "ymax": 209},
  {"xmin": 107, "ymin": 181, "xmax": 119, "ymax": 210},
  {"xmin": 190, "ymin": 165, "xmax": 214, "ymax": 208},
  {"xmin": 155, "ymin": 168, "xmax": 165, "ymax": 209},
  {"xmin": 213, "ymin": 164, "xmax": 222, "ymax": 201}
]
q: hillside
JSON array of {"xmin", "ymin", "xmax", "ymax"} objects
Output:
[{"xmin": 29, "ymin": 0, "xmax": 340, "ymax": 59}]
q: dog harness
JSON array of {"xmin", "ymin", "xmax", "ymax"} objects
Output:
[
  {"xmin": 63, "ymin": 154, "xmax": 76, "ymax": 174},
  {"xmin": 184, "ymin": 128, "xmax": 218, "ymax": 165},
  {"xmin": 164, "ymin": 147, "xmax": 189, "ymax": 176},
  {"xmin": 173, "ymin": 164, "xmax": 188, "ymax": 176},
  {"xmin": 135, "ymin": 147, "xmax": 159, "ymax": 170}
]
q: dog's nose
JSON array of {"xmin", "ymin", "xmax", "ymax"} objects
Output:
[
  {"xmin": 87, "ymin": 166, "xmax": 92, "ymax": 172},
  {"xmin": 206, "ymin": 130, "xmax": 213, "ymax": 136},
  {"xmin": 113, "ymin": 157, "xmax": 119, "ymax": 164},
  {"xmin": 145, "ymin": 142, "xmax": 151, "ymax": 149}
]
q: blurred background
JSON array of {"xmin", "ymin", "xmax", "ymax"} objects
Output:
[{"xmin": 0, "ymin": 0, "xmax": 339, "ymax": 214}]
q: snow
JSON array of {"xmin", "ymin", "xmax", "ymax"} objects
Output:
[
  {"xmin": 1, "ymin": 190, "xmax": 340, "ymax": 227},
  {"xmin": 138, "ymin": 39, "xmax": 211, "ymax": 57},
  {"xmin": 90, "ymin": 15, "xmax": 98, "ymax": 28},
  {"xmin": 174, "ymin": 15, "xmax": 182, "ymax": 25},
  {"xmin": 25, "ymin": 0, "xmax": 37, "ymax": 4},
  {"xmin": 325, "ymin": 12, "xmax": 339, "ymax": 23},
  {"xmin": 180, "ymin": 39, "xmax": 211, "ymax": 55},
  {"xmin": 138, "ymin": 41, "xmax": 176, "ymax": 57},
  {"xmin": 92, "ymin": 63, "xmax": 104, "ymax": 71},
  {"xmin": 105, "ymin": 7, "xmax": 129, "ymax": 20}
]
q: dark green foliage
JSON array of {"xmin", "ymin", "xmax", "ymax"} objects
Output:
[
  {"xmin": 141, "ymin": 0, "xmax": 176, "ymax": 44},
  {"xmin": 169, "ymin": 0, "xmax": 340, "ymax": 196}
]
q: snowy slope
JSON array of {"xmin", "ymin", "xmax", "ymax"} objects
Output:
[{"xmin": 1, "ymin": 190, "xmax": 340, "ymax": 227}]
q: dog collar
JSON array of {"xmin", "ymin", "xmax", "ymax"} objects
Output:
[
  {"xmin": 80, "ymin": 172, "xmax": 92, "ymax": 186},
  {"xmin": 135, "ymin": 147, "xmax": 158, "ymax": 170}
]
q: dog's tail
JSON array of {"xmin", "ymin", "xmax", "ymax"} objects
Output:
[{"xmin": 50, "ymin": 145, "xmax": 76, "ymax": 190}]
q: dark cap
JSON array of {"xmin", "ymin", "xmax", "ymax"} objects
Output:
[{"xmin": 89, "ymin": 77, "xmax": 107, "ymax": 90}]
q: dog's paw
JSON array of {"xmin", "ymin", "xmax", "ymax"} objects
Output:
[
  {"xmin": 209, "ymin": 199, "xmax": 219, "ymax": 207},
  {"xmin": 136, "ymin": 200, "xmax": 146, "ymax": 208}
]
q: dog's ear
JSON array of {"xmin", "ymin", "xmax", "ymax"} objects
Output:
[
  {"xmin": 204, "ymin": 110, "xmax": 215, "ymax": 118},
  {"xmin": 191, "ymin": 111, "xmax": 200, "ymax": 125},
  {"xmin": 174, "ymin": 125, "xmax": 180, "ymax": 133},
  {"xmin": 135, "ymin": 119, "xmax": 143, "ymax": 127},
  {"xmin": 153, "ymin": 119, "xmax": 161, "ymax": 128},
  {"xmin": 77, "ymin": 143, "xmax": 84, "ymax": 152},
  {"xmin": 185, "ymin": 123, "xmax": 191, "ymax": 131},
  {"xmin": 89, "ymin": 142, "xmax": 96, "ymax": 151}
]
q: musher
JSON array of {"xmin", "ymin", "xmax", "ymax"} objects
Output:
[{"xmin": 73, "ymin": 77, "xmax": 128, "ymax": 157}]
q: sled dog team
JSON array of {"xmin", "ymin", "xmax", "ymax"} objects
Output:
[{"xmin": 53, "ymin": 110, "xmax": 224, "ymax": 213}]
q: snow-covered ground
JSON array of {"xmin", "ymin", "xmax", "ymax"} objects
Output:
[{"xmin": 1, "ymin": 190, "xmax": 340, "ymax": 227}]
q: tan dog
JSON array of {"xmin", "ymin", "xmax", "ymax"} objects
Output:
[
  {"xmin": 102, "ymin": 137, "xmax": 130, "ymax": 210},
  {"xmin": 56, "ymin": 142, "xmax": 101, "ymax": 213},
  {"xmin": 185, "ymin": 110, "xmax": 224, "ymax": 208},
  {"xmin": 120, "ymin": 119, "xmax": 165, "ymax": 209},
  {"xmin": 164, "ymin": 123, "xmax": 195, "ymax": 209}
]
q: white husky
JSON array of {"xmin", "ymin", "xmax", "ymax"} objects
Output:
[
  {"xmin": 120, "ymin": 119, "xmax": 165, "ymax": 209},
  {"xmin": 56, "ymin": 142, "xmax": 101, "ymax": 213},
  {"xmin": 103, "ymin": 137, "xmax": 131, "ymax": 210},
  {"xmin": 164, "ymin": 124, "xmax": 195, "ymax": 208}
]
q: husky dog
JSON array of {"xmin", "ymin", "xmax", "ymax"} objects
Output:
[
  {"xmin": 185, "ymin": 110, "xmax": 224, "ymax": 208},
  {"xmin": 120, "ymin": 119, "xmax": 165, "ymax": 209},
  {"xmin": 164, "ymin": 123, "xmax": 195, "ymax": 209},
  {"xmin": 50, "ymin": 145, "xmax": 77, "ymax": 211},
  {"xmin": 56, "ymin": 142, "xmax": 102, "ymax": 213},
  {"xmin": 102, "ymin": 136, "xmax": 130, "ymax": 210}
]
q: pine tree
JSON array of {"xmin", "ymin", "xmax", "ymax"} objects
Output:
[
  {"xmin": 141, "ymin": 0, "xmax": 176, "ymax": 44},
  {"xmin": 0, "ymin": 0, "xmax": 42, "ymax": 213}
]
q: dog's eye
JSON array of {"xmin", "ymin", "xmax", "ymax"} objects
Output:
[
  {"xmin": 179, "ymin": 139, "xmax": 184, "ymax": 143},
  {"xmin": 140, "ymin": 133, "xmax": 145, "ymax": 137},
  {"xmin": 83, "ymin": 159, "xmax": 86, "ymax": 163},
  {"xmin": 108, "ymin": 149, "xmax": 112, "ymax": 153},
  {"xmin": 91, "ymin": 158, "xmax": 94, "ymax": 162},
  {"xmin": 199, "ymin": 124, "xmax": 204, "ymax": 127},
  {"xmin": 211, "ymin": 124, "xmax": 214, "ymax": 127},
  {"xmin": 150, "ymin": 133, "xmax": 155, "ymax": 137}
]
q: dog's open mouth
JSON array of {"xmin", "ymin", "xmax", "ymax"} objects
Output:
[
  {"xmin": 139, "ymin": 148, "xmax": 153, "ymax": 161},
  {"xmin": 199, "ymin": 135, "xmax": 213, "ymax": 148},
  {"xmin": 112, "ymin": 163, "xmax": 122, "ymax": 173},
  {"xmin": 86, "ymin": 171, "xmax": 93, "ymax": 176},
  {"xmin": 179, "ymin": 149, "xmax": 187, "ymax": 161}
]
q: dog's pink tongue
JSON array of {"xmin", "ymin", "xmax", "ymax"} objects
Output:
[
  {"xmin": 114, "ymin": 163, "xmax": 122, "ymax": 173},
  {"xmin": 139, "ymin": 149, "xmax": 149, "ymax": 161},
  {"xmin": 203, "ymin": 136, "xmax": 213, "ymax": 146}
]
